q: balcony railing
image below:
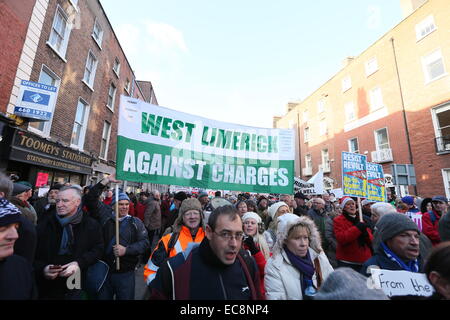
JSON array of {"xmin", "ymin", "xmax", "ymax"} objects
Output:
[
  {"xmin": 435, "ymin": 135, "xmax": 450, "ymax": 153},
  {"xmin": 371, "ymin": 148, "xmax": 393, "ymax": 163},
  {"xmin": 302, "ymin": 167, "xmax": 312, "ymax": 176}
]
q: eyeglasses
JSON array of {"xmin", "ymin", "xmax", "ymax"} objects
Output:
[{"xmin": 214, "ymin": 231, "xmax": 245, "ymax": 241}]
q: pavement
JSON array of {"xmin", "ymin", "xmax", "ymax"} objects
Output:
[{"xmin": 134, "ymin": 264, "xmax": 147, "ymax": 300}]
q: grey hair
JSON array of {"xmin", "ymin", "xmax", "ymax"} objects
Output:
[
  {"xmin": 313, "ymin": 197, "xmax": 325, "ymax": 205},
  {"xmin": 59, "ymin": 185, "xmax": 82, "ymax": 200},
  {"xmin": 0, "ymin": 171, "xmax": 13, "ymax": 197},
  {"xmin": 371, "ymin": 202, "xmax": 396, "ymax": 219}
]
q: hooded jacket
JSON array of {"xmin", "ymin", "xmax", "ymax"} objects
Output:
[
  {"xmin": 143, "ymin": 205, "xmax": 206, "ymax": 284},
  {"xmin": 264, "ymin": 214, "xmax": 334, "ymax": 300},
  {"xmin": 422, "ymin": 210, "xmax": 442, "ymax": 245},
  {"xmin": 144, "ymin": 196, "xmax": 161, "ymax": 231}
]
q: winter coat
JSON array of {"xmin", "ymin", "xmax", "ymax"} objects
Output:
[
  {"xmin": 307, "ymin": 208, "xmax": 331, "ymax": 251},
  {"xmin": 439, "ymin": 212, "xmax": 450, "ymax": 242},
  {"xmin": 149, "ymin": 239, "xmax": 264, "ymax": 300},
  {"xmin": 0, "ymin": 254, "xmax": 36, "ymax": 300},
  {"xmin": 324, "ymin": 216, "xmax": 337, "ymax": 268},
  {"xmin": 14, "ymin": 215, "xmax": 37, "ymax": 265},
  {"xmin": 422, "ymin": 210, "xmax": 442, "ymax": 245},
  {"xmin": 84, "ymin": 182, "xmax": 149, "ymax": 272},
  {"xmin": 264, "ymin": 248, "xmax": 334, "ymax": 300},
  {"xmin": 333, "ymin": 213, "xmax": 373, "ymax": 264},
  {"xmin": 144, "ymin": 196, "xmax": 161, "ymax": 231},
  {"xmin": 135, "ymin": 201, "xmax": 146, "ymax": 222},
  {"xmin": 34, "ymin": 210, "xmax": 104, "ymax": 299},
  {"xmin": 144, "ymin": 225, "xmax": 205, "ymax": 284},
  {"xmin": 8, "ymin": 197, "xmax": 37, "ymax": 225}
]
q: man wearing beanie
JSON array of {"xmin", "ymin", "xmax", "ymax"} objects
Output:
[
  {"xmin": 9, "ymin": 182, "xmax": 37, "ymax": 225},
  {"xmin": 423, "ymin": 195, "xmax": 449, "ymax": 246},
  {"xmin": 84, "ymin": 175, "xmax": 149, "ymax": 300},
  {"xmin": 34, "ymin": 183, "xmax": 63, "ymax": 223},
  {"xmin": 144, "ymin": 197, "xmax": 205, "ymax": 286},
  {"xmin": 361, "ymin": 213, "xmax": 422, "ymax": 277},
  {"xmin": 163, "ymin": 191, "xmax": 188, "ymax": 233},
  {"xmin": 0, "ymin": 198, "xmax": 35, "ymax": 299}
]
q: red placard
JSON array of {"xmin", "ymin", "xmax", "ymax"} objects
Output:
[{"xmin": 35, "ymin": 172, "xmax": 49, "ymax": 187}]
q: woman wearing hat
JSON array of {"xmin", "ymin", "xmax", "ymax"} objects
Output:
[
  {"xmin": 263, "ymin": 202, "xmax": 290, "ymax": 252},
  {"xmin": 242, "ymin": 212, "xmax": 271, "ymax": 296},
  {"xmin": 333, "ymin": 197, "xmax": 373, "ymax": 272},
  {"xmin": 264, "ymin": 213, "xmax": 334, "ymax": 300}
]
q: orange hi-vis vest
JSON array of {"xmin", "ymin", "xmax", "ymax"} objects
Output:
[{"xmin": 144, "ymin": 225, "xmax": 205, "ymax": 285}]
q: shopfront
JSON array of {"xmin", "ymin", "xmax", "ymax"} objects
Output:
[{"xmin": 6, "ymin": 129, "xmax": 94, "ymax": 190}]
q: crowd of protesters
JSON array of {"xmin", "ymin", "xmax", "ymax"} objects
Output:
[{"xmin": 1, "ymin": 170, "xmax": 450, "ymax": 300}]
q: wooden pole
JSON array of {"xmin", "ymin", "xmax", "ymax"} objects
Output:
[
  {"xmin": 357, "ymin": 197, "xmax": 364, "ymax": 223},
  {"xmin": 115, "ymin": 184, "xmax": 120, "ymax": 271}
]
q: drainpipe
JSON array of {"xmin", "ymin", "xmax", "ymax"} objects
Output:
[{"xmin": 390, "ymin": 37, "xmax": 418, "ymax": 195}]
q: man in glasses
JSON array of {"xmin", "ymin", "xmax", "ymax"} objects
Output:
[{"xmin": 149, "ymin": 205, "xmax": 264, "ymax": 300}]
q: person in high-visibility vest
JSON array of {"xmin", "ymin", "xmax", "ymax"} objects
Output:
[{"xmin": 143, "ymin": 198, "xmax": 205, "ymax": 285}]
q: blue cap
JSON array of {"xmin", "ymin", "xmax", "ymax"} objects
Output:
[
  {"xmin": 432, "ymin": 195, "xmax": 448, "ymax": 203},
  {"xmin": 111, "ymin": 192, "xmax": 130, "ymax": 205}
]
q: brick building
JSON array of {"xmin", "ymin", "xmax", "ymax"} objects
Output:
[
  {"xmin": 0, "ymin": 0, "xmax": 166, "ymax": 193},
  {"xmin": 274, "ymin": 0, "xmax": 450, "ymax": 199}
]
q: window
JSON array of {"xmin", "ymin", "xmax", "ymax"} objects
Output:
[
  {"xmin": 374, "ymin": 128, "xmax": 390, "ymax": 150},
  {"xmin": 69, "ymin": 0, "xmax": 79, "ymax": 8},
  {"xmin": 48, "ymin": 5, "xmax": 71, "ymax": 59},
  {"xmin": 303, "ymin": 110, "xmax": 308, "ymax": 123},
  {"xmin": 304, "ymin": 127, "xmax": 310, "ymax": 142},
  {"xmin": 92, "ymin": 19, "xmax": 103, "ymax": 48},
  {"xmin": 319, "ymin": 119, "xmax": 327, "ymax": 136},
  {"xmin": 99, "ymin": 121, "xmax": 111, "ymax": 160},
  {"xmin": 342, "ymin": 76, "xmax": 352, "ymax": 92},
  {"xmin": 416, "ymin": 15, "xmax": 436, "ymax": 41},
  {"xmin": 28, "ymin": 66, "xmax": 60, "ymax": 136},
  {"xmin": 443, "ymin": 169, "xmax": 450, "ymax": 199},
  {"xmin": 124, "ymin": 78, "xmax": 130, "ymax": 94},
  {"xmin": 71, "ymin": 99, "xmax": 90, "ymax": 149},
  {"xmin": 422, "ymin": 49, "xmax": 446, "ymax": 83},
  {"xmin": 348, "ymin": 137, "xmax": 359, "ymax": 153},
  {"xmin": 83, "ymin": 50, "xmax": 98, "ymax": 89},
  {"xmin": 107, "ymin": 83, "xmax": 116, "ymax": 111},
  {"xmin": 345, "ymin": 101, "xmax": 356, "ymax": 121},
  {"xmin": 113, "ymin": 58, "xmax": 120, "ymax": 77},
  {"xmin": 317, "ymin": 99, "xmax": 325, "ymax": 113},
  {"xmin": 321, "ymin": 149, "xmax": 329, "ymax": 167},
  {"xmin": 365, "ymin": 57, "xmax": 378, "ymax": 77},
  {"xmin": 432, "ymin": 104, "xmax": 450, "ymax": 152},
  {"xmin": 369, "ymin": 87, "xmax": 384, "ymax": 111},
  {"xmin": 305, "ymin": 154, "xmax": 312, "ymax": 169}
]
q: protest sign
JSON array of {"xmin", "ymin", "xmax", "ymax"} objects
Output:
[
  {"xmin": 116, "ymin": 96, "xmax": 295, "ymax": 193},
  {"xmin": 366, "ymin": 162, "xmax": 386, "ymax": 202},
  {"xmin": 368, "ymin": 268, "xmax": 435, "ymax": 298},
  {"xmin": 342, "ymin": 151, "xmax": 367, "ymax": 198},
  {"xmin": 294, "ymin": 177, "xmax": 315, "ymax": 195}
]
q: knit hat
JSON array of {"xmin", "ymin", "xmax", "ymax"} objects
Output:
[
  {"xmin": 198, "ymin": 192, "xmax": 208, "ymax": 200},
  {"xmin": 49, "ymin": 183, "xmax": 64, "ymax": 192},
  {"xmin": 268, "ymin": 201, "xmax": 289, "ymax": 219},
  {"xmin": 314, "ymin": 268, "xmax": 389, "ymax": 300},
  {"xmin": 432, "ymin": 195, "xmax": 448, "ymax": 203},
  {"xmin": 377, "ymin": 213, "xmax": 420, "ymax": 243},
  {"xmin": 16, "ymin": 181, "xmax": 32, "ymax": 188},
  {"xmin": 179, "ymin": 198, "xmax": 202, "ymax": 216},
  {"xmin": 242, "ymin": 212, "xmax": 262, "ymax": 224},
  {"xmin": 401, "ymin": 196, "xmax": 414, "ymax": 206},
  {"xmin": 12, "ymin": 183, "xmax": 31, "ymax": 196},
  {"xmin": 174, "ymin": 191, "xmax": 188, "ymax": 202},
  {"xmin": 0, "ymin": 198, "xmax": 22, "ymax": 227},
  {"xmin": 294, "ymin": 192, "xmax": 308, "ymax": 200},
  {"xmin": 111, "ymin": 192, "xmax": 130, "ymax": 205},
  {"xmin": 340, "ymin": 196, "xmax": 355, "ymax": 209}
]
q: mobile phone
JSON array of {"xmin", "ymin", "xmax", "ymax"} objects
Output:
[{"xmin": 49, "ymin": 265, "xmax": 62, "ymax": 269}]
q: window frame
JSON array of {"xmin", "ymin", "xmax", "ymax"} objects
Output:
[
  {"xmin": 319, "ymin": 119, "xmax": 327, "ymax": 136},
  {"xmin": 113, "ymin": 58, "xmax": 120, "ymax": 78},
  {"xmin": 304, "ymin": 127, "xmax": 310, "ymax": 142},
  {"xmin": 421, "ymin": 48, "xmax": 447, "ymax": 84},
  {"xmin": 91, "ymin": 18, "xmax": 103, "ymax": 49},
  {"xmin": 70, "ymin": 98, "xmax": 90, "ymax": 150},
  {"xmin": 46, "ymin": 5, "xmax": 71, "ymax": 61},
  {"xmin": 374, "ymin": 127, "xmax": 390, "ymax": 151},
  {"xmin": 348, "ymin": 137, "xmax": 359, "ymax": 153},
  {"xmin": 106, "ymin": 83, "xmax": 117, "ymax": 112},
  {"xmin": 365, "ymin": 57, "xmax": 378, "ymax": 77},
  {"xmin": 317, "ymin": 99, "xmax": 325, "ymax": 114},
  {"xmin": 82, "ymin": 50, "xmax": 98, "ymax": 90},
  {"xmin": 341, "ymin": 76, "xmax": 352, "ymax": 92},
  {"xmin": 345, "ymin": 101, "xmax": 356, "ymax": 122},
  {"xmin": 415, "ymin": 15, "xmax": 437, "ymax": 42},
  {"xmin": 369, "ymin": 87, "xmax": 384, "ymax": 112},
  {"xmin": 431, "ymin": 103, "xmax": 450, "ymax": 152},
  {"xmin": 99, "ymin": 121, "xmax": 112, "ymax": 160},
  {"xmin": 305, "ymin": 154, "xmax": 312, "ymax": 169}
]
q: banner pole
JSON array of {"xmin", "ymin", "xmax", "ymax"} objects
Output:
[
  {"xmin": 115, "ymin": 184, "xmax": 120, "ymax": 271},
  {"xmin": 357, "ymin": 197, "xmax": 364, "ymax": 223}
]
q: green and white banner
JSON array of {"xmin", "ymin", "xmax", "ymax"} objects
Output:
[{"xmin": 116, "ymin": 96, "xmax": 295, "ymax": 193}]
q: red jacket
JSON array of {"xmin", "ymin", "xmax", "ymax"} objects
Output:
[
  {"xmin": 422, "ymin": 210, "xmax": 441, "ymax": 246},
  {"xmin": 334, "ymin": 214, "xmax": 373, "ymax": 264},
  {"xmin": 128, "ymin": 201, "xmax": 135, "ymax": 216},
  {"xmin": 243, "ymin": 243, "xmax": 266, "ymax": 296},
  {"xmin": 135, "ymin": 201, "xmax": 146, "ymax": 222}
]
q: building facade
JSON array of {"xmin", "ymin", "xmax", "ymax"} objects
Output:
[
  {"xmin": 0, "ymin": 0, "xmax": 167, "ymax": 193},
  {"xmin": 274, "ymin": 0, "xmax": 450, "ymax": 198}
]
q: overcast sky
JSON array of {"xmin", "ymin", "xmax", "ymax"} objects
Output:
[{"xmin": 100, "ymin": 0, "xmax": 402, "ymax": 128}]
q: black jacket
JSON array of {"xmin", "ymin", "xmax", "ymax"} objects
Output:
[
  {"xmin": 34, "ymin": 211, "xmax": 104, "ymax": 299},
  {"xmin": 14, "ymin": 215, "xmax": 37, "ymax": 265},
  {"xmin": 84, "ymin": 182, "xmax": 149, "ymax": 272},
  {"xmin": 0, "ymin": 254, "xmax": 36, "ymax": 300}
]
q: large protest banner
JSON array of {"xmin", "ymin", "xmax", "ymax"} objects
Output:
[
  {"xmin": 367, "ymin": 162, "xmax": 386, "ymax": 202},
  {"xmin": 342, "ymin": 151, "xmax": 367, "ymax": 198},
  {"xmin": 116, "ymin": 96, "xmax": 295, "ymax": 193}
]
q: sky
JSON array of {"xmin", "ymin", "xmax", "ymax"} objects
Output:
[{"xmin": 100, "ymin": 0, "xmax": 403, "ymax": 129}]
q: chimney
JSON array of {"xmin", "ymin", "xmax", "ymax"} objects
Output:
[{"xmin": 342, "ymin": 56, "xmax": 355, "ymax": 68}]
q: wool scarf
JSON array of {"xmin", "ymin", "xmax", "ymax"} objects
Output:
[
  {"xmin": 381, "ymin": 242, "xmax": 419, "ymax": 272},
  {"xmin": 284, "ymin": 245, "xmax": 315, "ymax": 293},
  {"xmin": 55, "ymin": 208, "xmax": 83, "ymax": 255}
]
